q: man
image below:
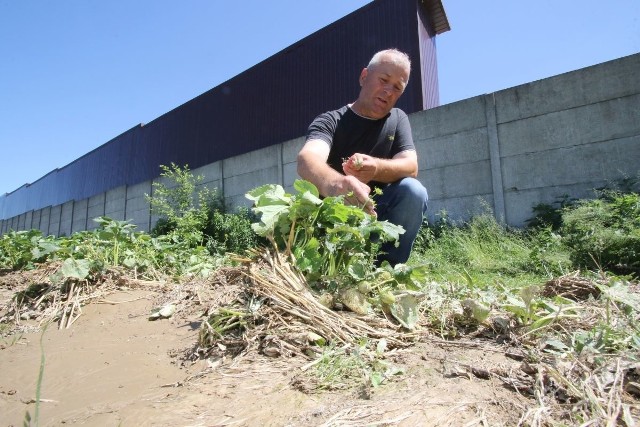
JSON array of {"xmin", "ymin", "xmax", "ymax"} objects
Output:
[{"xmin": 297, "ymin": 48, "xmax": 428, "ymax": 266}]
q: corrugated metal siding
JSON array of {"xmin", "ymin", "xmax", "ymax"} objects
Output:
[
  {"xmin": 418, "ymin": 2, "xmax": 440, "ymax": 109},
  {"xmin": 1, "ymin": 0, "xmax": 445, "ymax": 220}
]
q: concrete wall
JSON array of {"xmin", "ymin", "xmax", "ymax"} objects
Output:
[{"xmin": 2, "ymin": 53, "xmax": 639, "ymax": 236}]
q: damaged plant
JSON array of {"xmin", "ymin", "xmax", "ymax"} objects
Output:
[{"xmin": 246, "ymin": 180, "xmax": 428, "ymax": 328}]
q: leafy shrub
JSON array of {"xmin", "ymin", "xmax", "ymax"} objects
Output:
[
  {"xmin": 148, "ymin": 163, "xmax": 212, "ymax": 247},
  {"xmin": 526, "ymin": 226, "xmax": 571, "ymax": 276},
  {"xmin": 526, "ymin": 195, "xmax": 575, "ymax": 230},
  {"xmin": 561, "ymin": 190, "xmax": 640, "ymax": 275},
  {"xmin": 412, "ymin": 211, "xmax": 453, "ymax": 253},
  {"xmin": 0, "ymin": 229, "xmax": 42, "ymax": 270},
  {"xmin": 148, "ymin": 163, "xmax": 260, "ymax": 257},
  {"xmin": 205, "ymin": 206, "xmax": 262, "ymax": 256}
]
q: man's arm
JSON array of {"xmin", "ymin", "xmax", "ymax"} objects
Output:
[
  {"xmin": 297, "ymin": 139, "xmax": 375, "ymax": 214},
  {"xmin": 342, "ymin": 149, "xmax": 418, "ymax": 184}
]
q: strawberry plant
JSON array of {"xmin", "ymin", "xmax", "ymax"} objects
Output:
[
  {"xmin": 246, "ymin": 180, "xmax": 429, "ymax": 328},
  {"xmin": 246, "ymin": 180, "xmax": 403, "ymax": 283}
]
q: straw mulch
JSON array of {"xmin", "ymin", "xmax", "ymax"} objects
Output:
[{"xmin": 192, "ymin": 248, "xmax": 418, "ymax": 363}]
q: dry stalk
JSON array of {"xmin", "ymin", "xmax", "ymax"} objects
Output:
[
  {"xmin": 542, "ymin": 270, "xmax": 603, "ymax": 300},
  {"xmin": 245, "ymin": 248, "xmax": 408, "ymax": 347}
]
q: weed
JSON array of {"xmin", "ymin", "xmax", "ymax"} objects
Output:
[
  {"xmin": 23, "ymin": 323, "xmax": 49, "ymax": 427},
  {"xmin": 562, "ymin": 190, "xmax": 640, "ymax": 275},
  {"xmin": 307, "ymin": 340, "xmax": 401, "ymax": 391},
  {"xmin": 147, "ymin": 163, "xmax": 212, "ymax": 248}
]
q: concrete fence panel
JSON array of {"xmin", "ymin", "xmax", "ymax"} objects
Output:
[
  {"xmin": 39, "ymin": 206, "xmax": 51, "ymax": 235},
  {"xmin": 282, "ymin": 137, "xmax": 306, "ymax": 192},
  {"xmin": 72, "ymin": 198, "xmax": 89, "ymax": 234},
  {"xmin": 49, "ymin": 205, "xmax": 62, "ymax": 236},
  {"xmin": 87, "ymin": 193, "xmax": 106, "ymax": 231},
  {"xmin": 125, "ymin": 181, "xmax": 152, "ymax": 231},
  {"xmin": 223, "ymin": 145, "xmax": 281, "ymax": 210},
  {"xmin": 105, "ymin": 186, "xmax": 126, "ymax": 222},
  {"xmin": 59, "ymin": 201, "xmax": 74, "ymax": 237},
  {"xmin": 31, "ymin": 209, "xmax": 41, "ymax": 234}
]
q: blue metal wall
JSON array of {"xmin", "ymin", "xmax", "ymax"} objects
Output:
[{"xmin": 1, "ymin": 0, "xmax": 440, "ymax": 220}]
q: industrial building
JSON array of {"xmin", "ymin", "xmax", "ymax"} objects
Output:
[{"xmin": 0, "ymin": 0, "xmax": 450, "ymax": 226}]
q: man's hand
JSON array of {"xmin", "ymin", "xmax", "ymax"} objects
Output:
[
  {"xmin": 343, "ymin": 150, "xmax": 419, "ymax": 185},
  {"xmin": 297, "ymin": 141, "xmax": 376, "ymax": 215},
  {"xmin": 342, "ymin": 153, "xmax": 378, "ymax": 184},
  {"xmin": 337, "ymin": 175, "xmax": 376, "ymax": 216}
]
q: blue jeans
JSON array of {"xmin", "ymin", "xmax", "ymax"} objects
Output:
[{"xmin": 373, "ymin": 177, "xmax": 428, "ymax": 266}]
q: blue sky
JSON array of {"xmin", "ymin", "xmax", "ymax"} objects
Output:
[{"xmin": 1, "ymin": 0, "xmax": 639, "ymax": 195}]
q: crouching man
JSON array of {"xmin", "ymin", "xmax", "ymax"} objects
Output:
[{"xmin": 297, "ymin": 48, "xmax": 428, "ymax": 266}]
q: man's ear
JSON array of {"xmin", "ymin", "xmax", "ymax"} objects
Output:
[{"xmin": 359, "ymin": 68, "xmax": 368, "ymax": 87}]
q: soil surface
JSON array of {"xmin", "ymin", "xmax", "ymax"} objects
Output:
[{"xmin": 0, "ymin": 262, "xmax": 585, "ymax": 427}]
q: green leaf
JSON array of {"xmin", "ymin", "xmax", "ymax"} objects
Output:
[
  {"xmin": 376, "ymin": 338, "xmax": 388, "ymax": 354},
  {"xmin": 323, "ymin": 200, "xmax": 362, "ymax": 223},
  {"xmin": 31, "ymin": 241, "xmax": 60, "ymax": 260},
  {"xmin": 370, "ymin": 371, "xmax": 384, "ymax": 388},
  {"xmin": 347, "ymin": 261, "xmax": 367, "ymax": 281},
  {"xmin": 245, "ymin": 184, "xmax": 290, "ymax": 206},
  {"xmin": 462, "ymin": 298, "xmax": 491, "ymax": 323},
  {"xmin": 60, "ymin": 258, "xmax": 91, "ymax": 280},
  {"xmin": 543, "ymin": 338, "xmax": 570, "ymax": 353},
  {"xmin": 374, "ymin": 220, "xmax": 405, "ymax": 242},
  {"xmin": 251, "ymin": 204, "xmax": 291, "ymax": 236},
  {"xmin": 293, "ymin": 179, "xmax": 320, "ymax": 197},
  {"xmin": 294, "ymin": 238, "xmax": 324, "ymax": 280},
  {"xmin": 289, "ymin": 191, "xmax": 322, "ymax": 221},
  {"xmin": 601, "ymin": 281, "xmax": 640, "ymax": 311},
  {"xmin": 519, "ymin": 285, "xmax": 541, "ymax": 306},
  {"xmin": 389, "ymin": 293, "xmax": 419, "ymax": 330}
]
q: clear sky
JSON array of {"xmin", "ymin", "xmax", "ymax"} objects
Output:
[{"xmin": 1, "ymin": 0, "xmax": 639, "ymax": 196}]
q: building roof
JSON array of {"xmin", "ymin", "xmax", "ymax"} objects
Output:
[{"xmin": 423, "ymin": 0, "xmax": 451, "ymax": 34}]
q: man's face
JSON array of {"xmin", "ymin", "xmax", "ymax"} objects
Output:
[{"xmin": 356, "ymin": 58, "xmax": 409, "ymax": 119}]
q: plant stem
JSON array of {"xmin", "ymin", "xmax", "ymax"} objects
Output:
[{"xmin": 34, "ymin": 323, "xmax": 49, "ymax": 426}]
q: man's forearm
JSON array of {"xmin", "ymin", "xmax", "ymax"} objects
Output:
[
  {"xmin": 372, "ymin": 156, "xmax": 418, "ymax": 183},
  {"xmin": 343, "ymin": 152, "xmax": 418, "ymax": 184},
  {"xmin": 297, "ymin": 154, "xmax": 344, "ymax": 197}
]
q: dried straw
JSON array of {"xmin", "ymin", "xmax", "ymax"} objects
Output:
[{"xmin": 244, "ymin": 248, "xmax": 411, "ymax": 348}]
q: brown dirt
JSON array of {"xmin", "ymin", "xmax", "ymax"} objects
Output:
[{"xmin": 0, "ymin": 281, "xmax": 538, "ymax": 427}]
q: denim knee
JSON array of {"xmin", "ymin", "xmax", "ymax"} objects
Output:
[
  {"xmin": 375, "ymin": 178, "xmax": 428, "ymax": 265},
  {"xmin": 375, "ymin": 178, "xmax": 428, "ymax": 222}
]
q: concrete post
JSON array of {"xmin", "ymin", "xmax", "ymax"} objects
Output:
[{"xmin": 485, "ymin": 94, "xmax": 506, "ymax": 224}]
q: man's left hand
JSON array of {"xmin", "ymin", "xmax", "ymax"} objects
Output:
[{"xmin": 342, "ymin": 153, "xmax": 377, "ymax": 184}]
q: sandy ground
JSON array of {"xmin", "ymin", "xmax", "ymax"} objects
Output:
[{"xmin": 0, "ymin": 286, "xmax": 534, "ymax": 427}]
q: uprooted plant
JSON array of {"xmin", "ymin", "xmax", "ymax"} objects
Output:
[{"xmin": 245, "ymin": 180, "xmax": 429, "ymax": 328}]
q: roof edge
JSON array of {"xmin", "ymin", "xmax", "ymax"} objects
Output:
[{"xmin": 423, "ymin": 0, "xmax": 451, "ymax": 34}]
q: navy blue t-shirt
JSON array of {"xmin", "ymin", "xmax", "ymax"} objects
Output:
[{"xmin": 306, "ymin": 105, "xmax": 415, "ymax": 188}]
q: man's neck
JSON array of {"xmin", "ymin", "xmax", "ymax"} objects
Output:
[{"xmin": 349, "ymin": 102, "xmax": 379, "ymax": 120}]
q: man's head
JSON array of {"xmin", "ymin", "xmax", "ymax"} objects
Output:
[{"xmin": 352, "ymin": 49, "xmax": 411, "ymax": 119}]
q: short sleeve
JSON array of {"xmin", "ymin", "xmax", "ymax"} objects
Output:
[
  {"xmin": 389, "ymin": 110, "xmax": 415, "ymax": 157},
  {"xmin": 306, "ymin": 112, "xmax": 338, "ymax": 146}
]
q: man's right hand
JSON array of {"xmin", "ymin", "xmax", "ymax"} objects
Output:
[
  {"xmin": 297, "ymin": 139, "xmax": 376, "ymax": 215},
  {"xmin": 334, "ymin": 175, "xmax": 376, "ymax": 216}
]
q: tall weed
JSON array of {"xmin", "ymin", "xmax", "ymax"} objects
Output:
[
  {"xmin": 148, "ymin": 163, "xmax": 259, "ymax": 256},
  {"xmin": 148, "ymin": 163, "xmax": 212, "ymax": 247},
  {"xmin": 561, "ymin": 190, "xmax": 640, "ymax": 275},
  {"xmin": 412, "ymin": 213, "xmax": 565, "ymax": 288},
  {"xmin": 205, "ymin": 206, "xmax": 261, "ymax": 256}
]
